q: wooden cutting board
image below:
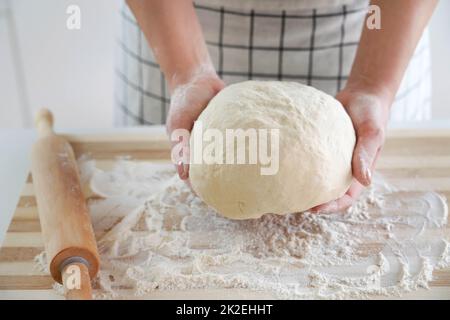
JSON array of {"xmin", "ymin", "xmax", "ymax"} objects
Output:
[{"xmin": 1, "ymin": 128, "xmax": 450, "ymax": 299}]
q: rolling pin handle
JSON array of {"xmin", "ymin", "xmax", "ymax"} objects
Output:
[
  {"xmin": 35, "ymin": 108, "xmax": 54, "ymax": 137},
  {"xmin": 61, "ymin": 258, "xmax": 94, "ymax": 300}
]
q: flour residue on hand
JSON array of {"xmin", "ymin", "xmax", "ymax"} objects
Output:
[{"xmin": 57, "ymin": 157, "xmax": 450, "ymax": 299}]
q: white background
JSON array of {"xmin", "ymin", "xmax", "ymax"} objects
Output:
[{"xmin": 0, "ymin": 0, "xmax": 449, "ymax": 129}]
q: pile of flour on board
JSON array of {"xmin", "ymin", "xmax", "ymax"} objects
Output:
[{"xmin": 36, "ymin": 155, "xmax": 450, "ymax": 299}]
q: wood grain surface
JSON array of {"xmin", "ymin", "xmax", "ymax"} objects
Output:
[{"xmin": 0, "ymin": 129, "xmax": 450, "ymax": 299}]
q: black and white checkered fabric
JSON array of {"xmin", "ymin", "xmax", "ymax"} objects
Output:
[{"xmin": 115, "ymin": 1, "xmax": 431, "ymax": 126}]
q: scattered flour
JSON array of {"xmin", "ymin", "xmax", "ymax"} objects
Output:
[{"xmin": 37, "ymin": 156, "xmax": 450, "ymax": 299}]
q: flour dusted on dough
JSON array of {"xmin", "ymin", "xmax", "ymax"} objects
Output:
[
  {"xmin": 32, "ymin": 157, "xmax": 450, "ymax": 299},
  {"xmin": 189, "ymin": 81, "xmax": 356, "ymax": 219}
]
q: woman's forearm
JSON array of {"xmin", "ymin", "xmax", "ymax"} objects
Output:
[
  {"xmin": 346, "ymin": 0, "xmax": 437, "ymax": 104},
  {"xmin": 126, "ymin": 0, "xmax": 213, "ymax": 91}
]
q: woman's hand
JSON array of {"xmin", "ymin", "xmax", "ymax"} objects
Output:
[
  {"xmin": 310, "ymin": 0, "xmax": 437, "ymax": 213},
  {"xmin": 311, "ymin": 87, "xmax": 390, "ymax": 213},
  {"xmin": 126, "ymin": 1, "xmax": 223, "ymax": 180},
  {"xmin": 166, "ymin": 67, "xmax": 225, "ymax": 180}
]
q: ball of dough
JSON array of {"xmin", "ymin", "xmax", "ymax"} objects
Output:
[{"xmin": 189, "ymin": 81, "xmax": 355, "ymax": 220}]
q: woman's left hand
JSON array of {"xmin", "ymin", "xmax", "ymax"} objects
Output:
[{"xmin": 311, "ymin": 87, "xmax": 390, "ymax": 213}]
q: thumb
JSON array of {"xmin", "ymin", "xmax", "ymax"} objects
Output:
[
  {"xmin": 176, "ymin": 156, "xmax": 190, "ymax": 180},
  {"xmin": 352, "ymin": 128, "xmax": 384, "ymax": 186},
  {"xmin": 168, "ymin": 120, "xmax": 192, "ymax": 181}
]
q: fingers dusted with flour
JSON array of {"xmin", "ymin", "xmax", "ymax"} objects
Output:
[
  {"xmin": 311, "ymin": 180, "xmax": 364, "ymax": 214},
  {"xmin": 167, "ymin": 67, "xmax": 225, "ymax": 180},
  {"xmin": 311, "ymin": 90, "xmax": 389, "ymax": 214},
  {"xmin": 337, "ymin": 91, "xmax": 388, "ymax": 187}
]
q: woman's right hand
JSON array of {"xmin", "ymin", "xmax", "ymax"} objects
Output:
[{"xmin": 166, "ymin": 66, "xmax": 225, "ymax": 180}]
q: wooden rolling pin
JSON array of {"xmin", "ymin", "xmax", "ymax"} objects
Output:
[{"xmin": 31, "ymin": 109, "xmax": 100, "ymax": 300}]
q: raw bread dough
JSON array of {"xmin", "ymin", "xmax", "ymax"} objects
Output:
[{"xmin": 189, "ymin": 81, "xmax": 356, "ymax": 219}]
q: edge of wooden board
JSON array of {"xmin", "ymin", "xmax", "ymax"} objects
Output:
[{"xmin": 60, "ymin": 128, "xmax": 450, "ymax": 144}]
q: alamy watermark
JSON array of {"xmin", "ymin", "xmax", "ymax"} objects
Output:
[
  {"xmin": 66, "ymin": 4, "xmax": 81, "ymax": 30},
  {"xmin": 64, "ymin": 3, "xmax": 380, "ymax": 31},
  {"xmin": 366, "ymin": 5, "xmax": 381, "ymax": 30},
  {"xmin": 171, "ymin": 121, "xmax": 280, "ymax": 175},
  {"xmin": 63, "ymin": 264, "xmax": 81, "ymax": 290}
]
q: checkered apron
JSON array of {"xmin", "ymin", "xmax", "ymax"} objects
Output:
[{"xmin": 115, "ymin": 0, "xmax": 431, "ymax": 126}]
